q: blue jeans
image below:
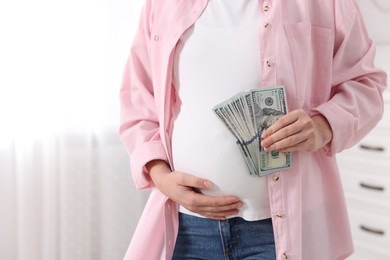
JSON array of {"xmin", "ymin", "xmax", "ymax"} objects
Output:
[{"xmin": 172, "ymin": 213, "xmax": 276, "ymax": 260}]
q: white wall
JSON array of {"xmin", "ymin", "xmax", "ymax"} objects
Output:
[
  {"xmin": 358, "ymin": 0, "xmax": 390, "ymax": 87},
  {"xmin": 0, "ymin": 1, "xmax": 149, "ymax": 259}
]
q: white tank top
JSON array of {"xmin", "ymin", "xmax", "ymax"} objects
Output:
[{"xmin": 171, "ymin": 0, "xmax": 270, "ymax": 221}]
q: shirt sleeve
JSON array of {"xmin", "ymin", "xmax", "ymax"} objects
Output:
[
  {"xmin": 313, "ymin": 0, "xmax": 387, "ymax": 156},
  {"xmin": 119, "ymin": 0, "xmax": 168, "ymax": 190}
]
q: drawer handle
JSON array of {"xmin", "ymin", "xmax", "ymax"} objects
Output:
[
  {"xmin": 359, "ymin": 144, "xmax": 385, "ymax": 152},
  {"xmin": 360, "ymin": 224, "xmax": 385, "ymax": 236},
  {"xmin": 359, "ymin": 182, "xmax": 385, "ymax": 192}
]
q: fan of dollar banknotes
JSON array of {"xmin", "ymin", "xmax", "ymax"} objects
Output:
[{"xmin": 212, "ymin": 86, "xmax": 291, "ymax": 177}]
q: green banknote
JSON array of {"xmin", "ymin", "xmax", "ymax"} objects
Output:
[{"xmin": 212, "ymin": 86, "xmax": 291, "ymax": 177}]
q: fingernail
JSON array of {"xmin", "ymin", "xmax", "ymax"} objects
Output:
[
  {"xmin": 261, "ymin": 130, "xmax": 267, "ymax": 139},
  {"xmin": 204, "ymin": 181, "xmax": 212, "ymax": 188}
]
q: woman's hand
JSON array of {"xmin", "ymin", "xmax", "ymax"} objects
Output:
[
  {"xmin": 146, "ymin": 160, "xmax": 243, "ymax": 220},
  {"xmin": 260, "ymin": 109, "xmax": 333, "ymax": 153}
]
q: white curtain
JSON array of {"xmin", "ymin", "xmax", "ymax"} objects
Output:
[{"xmin": 0, "ymin": 1, "xmax": 148, "ymax": 260}]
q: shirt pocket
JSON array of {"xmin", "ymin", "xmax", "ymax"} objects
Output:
[{"xmin": 283, "ymin": 22, "xmax": 334, "ymax": 105}]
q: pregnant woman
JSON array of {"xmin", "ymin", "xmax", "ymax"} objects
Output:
[{"xmin": 119, "ymin": 0, "xmax": 387, "ymax": 259}]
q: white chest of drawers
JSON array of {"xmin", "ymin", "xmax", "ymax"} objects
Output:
[{"xmin": 338, "ymin": 94, "xmax": 390, "ymax": 260}]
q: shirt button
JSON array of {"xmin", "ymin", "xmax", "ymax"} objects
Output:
[
  {"xmin": 266, "ymin": 60, "xmax": 272, "ymax": 67},
  {"xmin": 264, "ymin": 5, "xmax": 270, "ymax": 12},
  {"xmin": 282, "ymin": 252, "xmax": 288, "ymax": 260},
  {"xmin": 154, "ymin": 35, "xmax": 159, "ymax": 41},
  {"xmin": 275, "ymin": 212, "xmax": 284, "ymax": 218},
  {"xmin": 272, "ymin": 175, "xmax": 280, "ymax": 182},
  {"xmin": 264, "ymin": 22, "xmax": 270, "ymax": 28}
]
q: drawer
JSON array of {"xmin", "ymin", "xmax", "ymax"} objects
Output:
[
  {"xmin": 340, "ymin": 128, "xmax": 390, "ymax": 165},
  {"xmin": 347, "ymin": 242, "xmax": 390, "ymax": 260},
  {"xmin": 338, "ymin": 150, "xmax": 390, "ymax": 178},
  {"xmin": 348, "ymin": 208, "xmax": 390, "ymax": 250},
  {"xmin": 340, "ymin": 168, "xmax": 390, "ymax": 205}
]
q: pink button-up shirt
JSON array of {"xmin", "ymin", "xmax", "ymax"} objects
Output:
[{"xmin": 119, "ymin": 0, "xmax": 387, "ymax": 259}]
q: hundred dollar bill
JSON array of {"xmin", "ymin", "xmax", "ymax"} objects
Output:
[
  {"xmin": 212, "ymin": 86, "xmax": 291, "ymax": 176},
  {"xmin": 213, "ymin": 107, "xmax": 259, "ymax": 175},
  {"xmin": 251, "ymin": 86, "xmax": 291, "ymax": 175}
]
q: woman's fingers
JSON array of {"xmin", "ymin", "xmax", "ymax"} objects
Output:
[
  {"xmin": 183, "ymin": 193, "xmax": 243, "ymax": 220},
  {"xmin": 169, "ymin": 172, "xmax": 243, "ymax": 219},
  {"xmin": 261, "ymin": 109, "xmax": 315, "ymax": 152},
  {"xmin": 176, "ymin": 171, "xmax": 214, "ymax": 190},
  {"xmin": 261, "ymin": 109, "xmax": 300, "ymax": 139},
  {"xmin": 186, "ymin": 192, "xmax": 243, "ymax": 209},
  {"xmin": 260, "ymin": 109, "xmax": 332, "ymax": 153},
  {"xmin": 147, "ymin": 161, "xmax": 245, "ymax": 219}
]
